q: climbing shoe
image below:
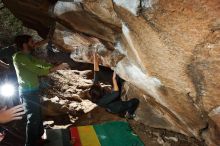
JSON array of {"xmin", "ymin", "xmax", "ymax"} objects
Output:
[{"xmin": 125, "ymin": 112, "xmax": 136, "ymax": 119}]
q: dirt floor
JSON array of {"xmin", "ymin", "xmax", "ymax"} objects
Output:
[{"xmin": 0, "ymin": 70, "xmax": 206, "ymax": 146}]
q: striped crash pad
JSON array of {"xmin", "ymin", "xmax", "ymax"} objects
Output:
[
  {"xmin": 70, "ymin": 121, "xmax": 144, "ymax": 146},
  {"xmin": 45, "ymin": 121, "xmax": 144, "ymax": 146},
  {"xmin": 45, "ymin": 129, "xmax": 72, "ymax": 146}
]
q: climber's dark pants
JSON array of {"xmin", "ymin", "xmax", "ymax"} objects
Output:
[
  {"xmin": 98, "ymin": 91, "xmax": 139, "ymax": 115},
  {"xmin": 109, "ymin": 98, "xmax": 140, "ymax": 115},
  {"xmin": 20, "ymin": 90, "xmax": 43, "ymax": 146}
]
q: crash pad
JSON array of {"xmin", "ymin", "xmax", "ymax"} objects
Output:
[{"xmin": 70, "ymin": 121, "xmax": 144, "ymax": 146}]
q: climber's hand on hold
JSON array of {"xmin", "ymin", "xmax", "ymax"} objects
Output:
[
  {"xmin": 50, "ymin": 63, "xmax": 70, "ymax": 72},
  {"xmin": 59, "ymin": 63, "xmax": 70, "ymax": 70},
  {"xmin": 56, "ymin": 63, "xmax": 70, "ymax": 70}
]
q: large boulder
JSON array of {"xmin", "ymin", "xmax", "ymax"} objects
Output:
[{"xmin": 3, "ymin": 0, "xmax": 220, "ymax": 145}]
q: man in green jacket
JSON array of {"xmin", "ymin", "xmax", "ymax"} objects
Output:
[{"xmin": 13, "ymin": 35, "xmax": 69, "ymax": 146}]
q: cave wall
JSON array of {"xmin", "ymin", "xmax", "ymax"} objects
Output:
[{"xmin": 3, "ymin": 0, "xmax": 220, "ymax": 145}]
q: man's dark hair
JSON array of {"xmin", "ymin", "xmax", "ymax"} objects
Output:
[
  {"xmin": 14, "ymin": 35, "xmax": 32, "ymax": 50},
  {"xmin": 89, "ymin": 84, "xmax": 103, "ymax": 103}
]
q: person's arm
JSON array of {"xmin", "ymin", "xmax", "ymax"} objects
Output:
[
  {"xmin": 0, "ymin": 105, "xmax": 25, "ymax": 124},
  {"xmin": 94, "ymin": 52, "xmax": 99, "ymax": 72},
  {"xmin": 112, "ymin": 71, "xmax": 119, "ymax": 91},
  {"xmin": 93, "ymin": 52, "xmax": 101, "ymax": 84},
  {"xmin": 31, "ymin": 55, "xmax": 53, "ymax": 68},
  {"xmin": 34, "ymin": 39, "xmax": 49, "ymax": 48},
  {"xmin": 31, "ymin": 55, "xmax": 70, "ymax": 73},
  {"xmin": 15, "ymin": 55, "xmax": 70, "ymax": 75}
]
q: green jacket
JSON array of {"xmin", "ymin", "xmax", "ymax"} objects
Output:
[{"xmin": 13, "ymin": 52, "xmax": 53, "ymax": 92}]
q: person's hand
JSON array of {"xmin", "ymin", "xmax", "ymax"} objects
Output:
[
  {"xmin": 0, "ymin": 132, "xmax": 5, "ymax": 142},
  {"xmin": 0, "ymin": 104, "xmax": 25, "ymax": 124},
  {"xmin": 49, "ymin": 63, "xmax": 70, "ymax": 72},
  {"xmin": 52, "ymin": 63, "xmax": 70, "ymax": 71},
  {"xmin": 57, "ymin": 63, "xmax": 70, "ymax": 70}
]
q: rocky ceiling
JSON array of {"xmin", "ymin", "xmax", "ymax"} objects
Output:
[{"xmin": 2, "ymin": 0, "xmax": 220, "ymax": 145}]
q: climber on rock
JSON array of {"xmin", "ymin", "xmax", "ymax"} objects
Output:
[
  {"xmin": 13, "ymin": 34, "xmax": 69, "ymax": 146},
  {"xmin": 89, "ymin": 52, "xmax": 139, "ymax": 119}
]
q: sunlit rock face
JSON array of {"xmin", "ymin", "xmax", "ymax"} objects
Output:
[{"xmin": 3, "ymin": 0, "xmax": 220, "ymax": 145}]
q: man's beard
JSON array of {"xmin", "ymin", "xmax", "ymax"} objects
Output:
[
  {"xmin": 27, "ymin": 46, "xmax": 35, "ymax": 54},
  {"xmin": 30, "ymin": 48, "xmax": 35, "ymax": 54}
]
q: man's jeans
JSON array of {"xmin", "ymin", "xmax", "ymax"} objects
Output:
[{"xmin": 20, "ymin": 90, "xmax": 43, "ymax": 146}]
